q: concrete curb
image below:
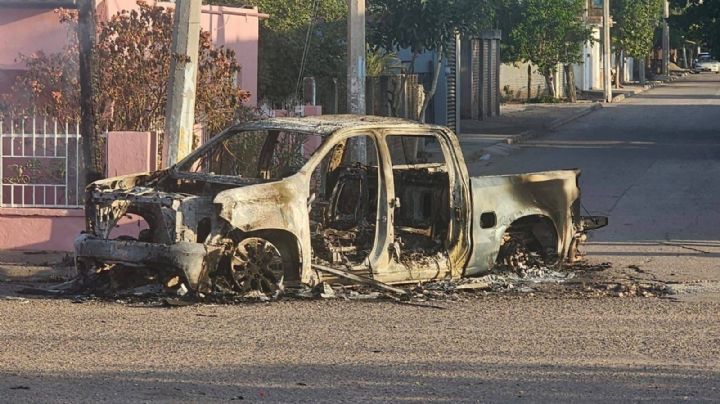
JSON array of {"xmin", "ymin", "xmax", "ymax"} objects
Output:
[
  {"xmin": 502, "ymin": 102, "xmax": 603, "ymax": 146},
  {"xmin": 612, "ymin": 73, "xmax": 688, "ymax": 103},
  {"xmin": 0, "ymin": 265, "xmax": 76, "ymax": 283},
  {"xmin": 547, "ymin": 103, "xmax": 604, "ymax": 130},
  {"xmin": 0, "ymin": 251, "xmax": 76, "ymax": 283},
  {"xmin": 612, "ymin": 83, "xmax": 656, "ymax": 103}
]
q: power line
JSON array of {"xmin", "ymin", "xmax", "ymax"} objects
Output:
[{"xmin": 295, "ymin": 0, "xmax": 321, "ymax": 103}]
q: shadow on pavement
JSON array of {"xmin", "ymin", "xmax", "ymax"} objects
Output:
[{"xmin": 2, "ymin": 361, "xmax": 719, "ymax": 402}]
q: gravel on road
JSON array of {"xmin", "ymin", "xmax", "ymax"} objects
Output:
[{"xmin": 1, "ymin": 287, "xmax": 719, "ymax": 403}]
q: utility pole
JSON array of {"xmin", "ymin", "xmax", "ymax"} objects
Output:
[
  {"xmin": 77, "ymin": 0, "xmax": 103, "ymax": 185},
  {"xmin": 602, "ymin": 0, "xmax": 612, "ymax": 103},
  {"xmin": 164, "ymin": 0, "xmax": 202, "ymax": 166},
  {"xmin": 347, "ymin": 0, "xmax": 367, "ymax": 163},
  {"xmin": 662, "ymin": 0, "xmax": 670, "ymax": 77}
]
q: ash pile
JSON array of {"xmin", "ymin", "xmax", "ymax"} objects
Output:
[
  {"xmin": 21, "ymin": 252, "xmax": 581, "ymax": 305},
  {"xmin": 20, "ymin": 249, "xmax": 668, "ymax": 304}
]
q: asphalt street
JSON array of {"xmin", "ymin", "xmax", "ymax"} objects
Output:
[
  {"xmin": 1, "ymin": 75, "xmax": 719, "ymax": 403},
  {"xmin": 469, "ymin": 74, "xmax": 720, "ymax": 289}
]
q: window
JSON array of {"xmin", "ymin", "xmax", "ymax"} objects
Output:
[
  {"xmin": 386, "ymin": 135, "xmax": 445, "ymax": 167},
  {"xmin": 178, "ymin": 130, "xmax": 323, "ymax": 180}
]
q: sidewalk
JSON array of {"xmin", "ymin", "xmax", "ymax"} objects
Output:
[
  {"xmin": 459, "ymin": 101, "xmax": 602, "ymax": 163},
  {"xmin": 583, "ymin": 82, "xmax": 661, "ymax": 103},
  {"xmin": 458, "ymin": 73, "xmax": 687, "ymax": 164},
  {"xmin": 0, "ymin": 251, "xmax": 75, "ymax": 283}
]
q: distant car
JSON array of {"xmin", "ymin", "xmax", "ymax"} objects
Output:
[{"xmin": 695, "ymin": 56, "xmax": 720, "ymax": 73}]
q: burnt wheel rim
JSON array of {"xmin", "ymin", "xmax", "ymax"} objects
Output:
[
  {"xmin": 230, "ymin": 237, "xmax": 284, "ymax": 295},
  {"xmin": 498, "ymin": 234, "xmax": 531, "ymax": 270}
]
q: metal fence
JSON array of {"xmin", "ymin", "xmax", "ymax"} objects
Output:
[{"xmin": 0, "ymin": 116, "xmax": 83, "ymax": 208}]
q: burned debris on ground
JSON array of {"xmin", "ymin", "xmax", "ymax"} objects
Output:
[{"xmin": 18, "ymin": 257, "xmax": 670, "ymax": 307}]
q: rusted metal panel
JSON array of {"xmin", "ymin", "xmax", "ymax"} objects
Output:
[{"xmin": 465, "ymin": 170, "xmax": 580, "ymax": 276}]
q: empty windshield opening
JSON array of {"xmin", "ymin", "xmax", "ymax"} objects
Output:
[{"xmin": 177, "ymin": 129, "xmax": 324, "ymax": 180}]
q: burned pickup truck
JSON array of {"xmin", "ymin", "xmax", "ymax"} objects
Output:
[{"xmin": 75, "ymin": 115, "xmax": 606, "ymax": 296}]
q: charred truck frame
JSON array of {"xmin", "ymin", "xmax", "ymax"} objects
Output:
[{"xmin": 75, "ymin": 116, "xmax": 607, "ymax": 295}]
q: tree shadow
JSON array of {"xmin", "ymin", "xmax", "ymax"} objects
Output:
[{"xmin": 2, "ymin": 361, "xmax": 719, "ymax": 402}]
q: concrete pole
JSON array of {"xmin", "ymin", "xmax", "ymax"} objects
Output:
[
  {"xmin": 662, "ymin": 0, "xmax": 670, "ymax": 77},
  {"xmin": 454, "ymin": 33, "xmax": 461, "ymax": 136},
  {"xmin": 164, "ymin": 0, "xmax": 202, "ymax": 166},
  {"xmin": 347, "ymin": 0, "xmax": 367, "ymax": 162},
  {"xmin": 603, "ymin": 0, "xmax": 612, "ymax": 103}
]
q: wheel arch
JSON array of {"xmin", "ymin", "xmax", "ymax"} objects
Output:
[
  {"xmin": 506, "ymin": 214, "xmax": 559, "ymax": 250},
  {"xmin": 495, "ymin": 214, "xmax": 560, "ymax": 263},
  {"xmin": 228, "ymin": 228, "xmax": 303, "ymax": 282}
]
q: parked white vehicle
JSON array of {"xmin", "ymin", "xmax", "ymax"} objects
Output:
[{"xmin": 695, "ymin": 56, "xmax": 720, "ymax": 73}]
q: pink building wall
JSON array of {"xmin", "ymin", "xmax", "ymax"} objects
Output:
[
  {"xmin": 0, "ymin": 131, "xmax": 156, "ymax": 251},
  {"xmin": 0, "ymin": 8, "xmax": 72, "ymax": 71},
  {"xmin": 0, "ymin": 8, "xmax": 73, "ymax": 92},
  {"xmin": 0, "ymin": 0, "xmax": 265, "ymax": 104},
  {"xmin": 98, "ymin": 0, "xmax": 265, "ymax": 105}
]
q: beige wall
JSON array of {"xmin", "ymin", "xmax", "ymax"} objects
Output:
[{"xmin": 500, "ymin": 62, "xmax": 551, "ymax": 100}]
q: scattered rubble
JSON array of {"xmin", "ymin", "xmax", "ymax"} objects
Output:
[{"xmin": 13, "ymin": 257, "xmax": 671, "ymax": 306}]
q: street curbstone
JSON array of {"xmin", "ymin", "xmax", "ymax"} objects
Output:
[
  {"xmin": 546, "ymin": 103, "xmax": 603, "ymax": 131},
  {"xmin": 504, "ymin": 129, "xmax": 535, "ymax": 145},
  {"xmin": 0, "ymin": 265, "xmax": 76, "ymax": 283},
  {"xmin": 467, "ymin": 102, "xmax": 604, "ymax": 161}
]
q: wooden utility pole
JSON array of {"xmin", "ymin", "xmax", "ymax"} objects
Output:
[
  {"xmin": 602, "ymin": 0, "xmax": 612, "ymax": 103},
  {"xmin": 347, "ymin": 0, "xmax": 367, "ymax": 163},
  {"xmin": 77, "ymin": 0, "xmax": 103, "ymax": 185},
  {"xmin": 164, "ymin": 0, "xmax": 202, "ymax": 166}
]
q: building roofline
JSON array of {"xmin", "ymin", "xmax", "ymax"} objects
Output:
[{"xmin": 0, "ymin": 0, "xmax": 76, "ymax": 8}]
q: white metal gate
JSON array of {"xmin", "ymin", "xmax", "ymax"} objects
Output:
[{"xmin": 0, "ymin": 116, "xmax": 83, "ymax": 208}]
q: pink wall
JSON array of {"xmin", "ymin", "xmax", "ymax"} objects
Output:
[
  {"xmin": 106, "ymin": 131, "xmax": 158, "ymax": 177},
  {"xmin": 0, "ymin": 8, "xmax": 72, "ymax": 71},
  {"xmin": 200, "ymin": 4, "xmax": 262, "ymax": 105},
  {"xmin": 0, "ymin": 208, "xmax": 148, "ymax": 251},
  {"xmin": 0, "ymin": 207, "xmax": 84, "ymax": 251},
  {"xmin": 97, "ymin": 0, "xmax": 265, "ymax": 105},
  {"xmin": 1, "ymin": 1, "xmax": 264, "ymax": 104},
  {"xmin": 0, "ymin": 131, "xmax": 155, "ymax": 251}
]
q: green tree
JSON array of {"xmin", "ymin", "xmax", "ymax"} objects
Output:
[
  {"xmin": 208, "ymin": 0, "xmax": 348, "ymax": 108},
  {"xmin": 670, "ymin": 0, "xmax": 720, "ymax": 57},
  {"xmin": 509, "ymin": 0, "xmax": 591, "ymax": 98},
  {"xmin": 612, "ymin": 0, "xmax": 664, "ymax": 84},
  {"xmin": 491, "ymin": 0, "xmax": 525, "ymax": 63},
  {"xmin": 368, "ymin": 0, "xmax": 494, "ymax": 121}
]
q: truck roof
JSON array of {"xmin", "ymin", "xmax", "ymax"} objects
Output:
[{"xmin": 233, "ymin": 115, "xmax": 442, "ymax": 137}]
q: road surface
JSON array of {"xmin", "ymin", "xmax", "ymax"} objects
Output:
[
  {"xmin": 468, "ymin": 74, "xmax": 720, "ymax": 290},
  {"xmin": 1, "ymin": 75, "xmax": 719, "ymax": 403}
]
